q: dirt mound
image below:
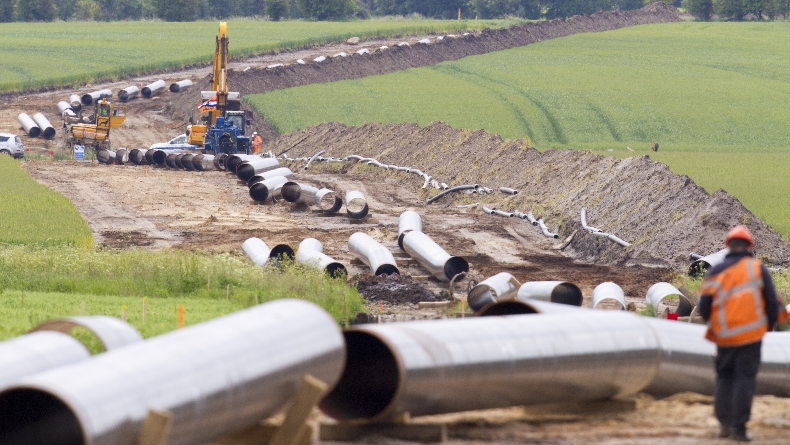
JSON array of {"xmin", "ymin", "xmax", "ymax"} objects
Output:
[
  {"xmin": 356, "ymin": 273, "xmax": 448, "ymax": 304},
  {"xmin": 166, "ymin": 3, "xmax": 681, "ymax": 144},
  {"xmin": 263, "ymin": 122, "xmax": 790, "ymax": 269}
]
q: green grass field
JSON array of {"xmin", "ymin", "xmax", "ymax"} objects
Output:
[
  {"xmin": 0, "ymin": 18, "xmax": 519, "ymax": 93},
  {"xmin": 246, "ymin": 21, "xmax": 790, "ymax": 238}
]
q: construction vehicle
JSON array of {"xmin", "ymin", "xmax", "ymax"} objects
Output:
[
  {"xmin": 187, "ymin": 22, "xmax": 250, "ymax": 155},
  {"xmin": 65, "ymin": 98, "xmax": 127, "ymax": 151}
]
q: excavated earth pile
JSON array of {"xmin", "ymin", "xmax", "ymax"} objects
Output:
[
  {"xmin": 167, "ymin": 3, "xmax": 681, "ymax": 143},
  {"xmin": 265, "ymin": 122, "xmax": 790, "ymax": 269}
]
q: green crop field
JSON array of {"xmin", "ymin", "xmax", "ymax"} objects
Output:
[
  {"xmin": 246, "ymin": 21, "xmax": 790, "ymax": 238},
  {"xmin": 0, "ymin": 18, "xmax": 519, "ymax": 93}
]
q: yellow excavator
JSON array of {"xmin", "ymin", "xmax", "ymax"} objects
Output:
[
  {"xmin": 187, "ymin": 22, "xmax": 243, "ymax": 146},
  {"xmin": 66, "ymin": 98, "xmax": 127, "ymax": 151}
]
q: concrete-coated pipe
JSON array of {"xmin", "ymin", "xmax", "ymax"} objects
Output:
[
  {"xmin": 516, "ymin": 281, "xmax": 583, "ymax": 306},
  {"xmin": 282, "ymin": 182, "xmax": 319, "ymax": 205},
  {"xmin": 69, "ymin": 94, "xmax": 82, "ymax": 111},
  {"xmin": 96, "ymin": 149, "xmax": 116, "ymax": 164},
  {"xmin": 236, "ymin": 157, "xmax": 280, "ymax": 181},
  {"xmin": 467, "ymin": 272, "xmax": 521, "ymax": 311},
  {"xmin": 242, "ymin": 237, "xmax": 294, "ymax": 266},
  {"xmin": 226, "ymin": 154, "xmax": 258, "ymax": 174},
  {"xmin": 344, "ymin": 190, "xmax": 369, "ymax": 220},
  {"xmin": 169, "ymin": 79, "xmax": 193, "ymax": 93},
  {"xmin": 249, "ymin": 175, "xmax": 289, "ymax": 202},
  {"xmin": 0, "ymin": 299, "xmax": 345, "ymax": 445},
  {"xmin": 141, "ymin": 79, "xmax": 166, "ymax": 98},
  {"xmin": 499, "ymin": 187, "xmax": 518, "ymax": 195},
  {"xmin": 402, "ymin": 230, "xmax": 468, "ymax": 282},
  {"xmin": 348, "ymin": 232, "xmax": 399, "ymax": 276},
  {"xmin": 397, "ymin": 211, "xmax": 422, "ymax": 250},
  {"xmin": 18, "ymin": 113, "xmax": 40, "ymax": 137},
  {"xmin": 248, "ymin": 167, "xmax": 293, "ymax": 187},
  {"xmin": 192, "ymin": 154, "xmax": 215, "ymax": 171},
  {"xmin": 81, "ymin": 89, "xmax": 112, "ymax": 106},
  {"xmin": 180, "ymin": 153, "xmax": 196, "ymax": 171},
  {"xmin": 688, "ymin": 248, "xmax": 729, "ymax": 277},
  {"xmin": 592, "ymin": 282, "xmax": 626, "ymax": 310},
  {"xmin": 117, "ymin": 86, "xmax": 139, "ymax": 102},
  {"xmin": 538, "ymin": 218, "xmax": 559, "ymax": 239},
  {"xmin": 115, "ymin": 148, "xmax": 129, "ymax": 165},
  {"xmin": 32, "ymin": 113, "xmax": 56, "ymax": 139},
  {"xmin": 319, "ymin": 310, "xmax": 661, "ymax": 423},
  {"xmin": 129, "ymin": 149, "xmax": 148, "ymax": 165},
  {"xmin": 316, "ymin": 188, "xmax": 343, "ymax": 213},
  {"xmin": 296, "ymin": 238, "xmax": 346, "ymax": 278}
]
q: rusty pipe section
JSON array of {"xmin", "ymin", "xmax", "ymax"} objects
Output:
[
  {"xmin": 236, "ymin": 157, "xmax": 280, "ymax": 181},
  {"xmin": 592, "ymin": 282, "xmax": 625, "ymax": 309},
  {"xmin": 426, "ymin": 184, "xmax": 478, "ymax": 204},
  {"xmin": 117, "ymin": 86, "xmax": 139, "ymax": 102},
  {"xmin": 344, "ymin": 190, "xmax": 369, "ymax": 220},
  {"xmin": 537, "ymin": 218, "xmax": 559, "ymax": 239},
  {"xmin": 316, "ymin": 188, "xmax": 343, "ymax": 212},
  {"xmin": 248, "ymin": 167, "xmax": 293, "ymax": 187},
  {"xmin": 242, "ymin": 237, "xmax": 294, "ymax": 266},
  {"xmin": 348, "ymin": 232, "xmax": 399, "ymax": 276},
  {"xmin": 249, "ymin": 175, "xmax": 289, "ymax": 202},
  {"xmin": 467, "ymin": 272, "xmax": 521, "ymax": 311},
  {"xmin": 169, "ymin": 79, "xmax": 193, "ymax": 93},
  {"xmin": 81, "ymin": 89, "xmax": 112, "ymax": 106},
  {"xmin": 282, "ymin": 182, "xmax": 319, "ymax": 205},
  {"xmin": 516, "ymin": 281, "xmax": 583, "ymax": 306},
  {"xmin": 688, "ymin": 248, "xmax": 729, "ymax": 277},
  {"xmin": 402, "ymin": 230, "xmax": 468, "ymax": 281},
  {"xmin": 319, "ymin": 311, "xmax": 661, "ymax": 423},
  {"xmin": 0, "ymin": 300, "xmax": 346, "ymax": 445},
  {"xmin": 296, "ymin": 238, "xmax": 346, "ymax": 278},
  {"xmin": 141, "ymin": 79, "xmax": 166, "ymax": 98},
  {"xmin": 397, "ymin": 211, "xmax": 422, "ymax": 250},
  {"xmin": 18, "ymin": 113, "xmax": 40, "ymax": 137}
]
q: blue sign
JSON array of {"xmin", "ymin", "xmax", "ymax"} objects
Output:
[{"xmin": 74, "ymin": 145, "xmax": 85, "ymax": 160}]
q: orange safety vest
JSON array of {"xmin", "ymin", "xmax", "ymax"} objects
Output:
[{"xmin": 700, "ymin": 257, "xmax": 767, "ymax": 347}]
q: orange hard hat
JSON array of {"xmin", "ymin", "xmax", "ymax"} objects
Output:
[{"xmin": 725, "ymin": 225, "xmax": 753, "ymax": 247}]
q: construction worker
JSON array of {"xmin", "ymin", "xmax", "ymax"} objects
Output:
[
  {"xmin": 698, "ymin": 225, "xmax": 784, "ymax": 442},
  {"xmin": 251, "ymin": 131, "xmax": 262, "ymax": 154}
]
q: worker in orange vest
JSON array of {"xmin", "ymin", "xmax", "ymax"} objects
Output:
[
  {"xmin": 251, "ymin": 132, "xmax": 262, "ymax": 154},
  {"xmin": 698, "ymin": 225, "xmax": 786, "ymax": 442}
]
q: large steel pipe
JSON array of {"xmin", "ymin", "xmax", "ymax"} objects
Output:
[
  {"xmin": 57, "ymin": 101, "xmax": 74, "ymax": 115},
  {"xmin": 141, "ymin": 79, "xmax": 166, "ymax": 98},
  {"xmin": 0, "ymin": 300, "xmax": 346, "ymax": 445},
  {"xmin": 344, "ymin": 190, "xmax": 369, "ymax": 220},
  {"xmin": 117, "ymin": 86, "xmax": 139, "ymax": 102},
  {"xmin": 242, "ymin": 237, "xmax": 294, "ymax": 266},
  {"xmin": 248, "ymin": 167, "xmax": 293, "ymax": 187},
  {"xmin": 646, "ymin": 282, "xmax": 692, "ymax": 317},
  {"xmin": 180, "ymin": 153, "xmax": 196, "ymax": 171},
  {"xmin": 192, "ymin": 154, "xmax": 215, "ymax": 171},
  {"xmin": 236, "ymin": 157, "xmax": 280, "ymax": 181},
  {"xmin": 688, "ymin": 248, "xmax": 729, "ymax": 277},
  {"xmin": 348, "ymin": 232, "xmax": 399, "ymax": 276},
  {"xmin": 32, "ymin": 113, "xmax": 56, "ymax": 139},
  {"xmin": 296, "ymin": 238, "xmax": 346, "ymax": 278},
  {"xmin": 169, "ymin": 79, "xmax": 193, "ymax": 93},
  {"xmin": 226, "ymin": 154, "xmax": 259, "ymax": 174},
  {"xmin": 81, "ymin": 89, "xmax": 112, "ymax": 106},
  {"xmin": 69, "ymin": 94, "xmax": 82, "ymax": 111},
  {"xmin": 592, "ymin": 282, "xmax": 626, "ymax": 309},
  {"xmin": 319, "ymin": 311, "xmax": 661, "ymax": 423},
  {"xmin": 467, "ymin": 272, "xmax": 521, "ymax": 311},
  {"xmin": 249, "ymin": 176, "xmax": 289, "ymax": 202},
  {"xmin": 397, "ymin": 211, "xmax": 422, "ymax": 250},
  {"xmin": 31, "ymin": 316, "xmax": 143, "ymax": 351},
  {"xmin": 282, "ymin": 182, "xmax": 319, "ymax": 205},
  {"xmin": 402, "ymin": 230, "xmax": 468, "ymax": 281},
  {"xmin": 18, "ymin": 113, "xmax": 40, "ymax": 137},
  {"xmin": 96, "ymin": 149, "xmax": 116, "ymax": 164},
  {"xmin": 475, "ymin": 298, "xmax": 584, "ymax": 316},
  {"xmin": 316, "ymin": 188, "xmax": 343, "ymax": 212},
  {"xmin": 151, "ymin": 149, "xmax": 169, "ymax": 165},
  {"xmin": 115, "ymin": 148, "xmax": 129, "ymax": 165},
  {"xmin": 516, "ymin": 281, "xmax": 583, "ymax": 306},
  {"xmin": 214, "ymin": 153, "xmax": 229, "ymax": 170},
  {"xmin": 129, "ymin": 149, "xmax": 148, "ymax": 165}
]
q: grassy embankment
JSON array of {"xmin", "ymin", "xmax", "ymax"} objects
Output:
[
  {"xmin": 0, "ymin": 18, "xmax": 521, "ymax": 93},
  {"xmin": 0, "ymin": 156, "xmax": 364, "ymax": 340},
  {"xmin": 246, "ymin": 21, "xmax": 790, "ymax": 239}
]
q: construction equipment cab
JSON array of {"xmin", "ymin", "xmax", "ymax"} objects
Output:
[{"xmin": 67, "ymin": 98, "xmax": 126, "ymax": 151}]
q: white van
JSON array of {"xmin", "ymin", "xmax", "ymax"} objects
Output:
[{"xmin": 0, "ymin": 133, "xmax": 24, "ymax": 158}]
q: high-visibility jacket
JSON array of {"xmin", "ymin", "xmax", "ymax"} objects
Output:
[{"xmin": 700, "ymin": 257, "xmax": 768, "ymax": 347}]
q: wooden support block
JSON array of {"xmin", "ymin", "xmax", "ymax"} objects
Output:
[
  {"xmin": 137, "ymin": 409, "xmax": 173, "ymax": 445},
  {"xmin": 349, "ymin": 218, "xmax": 379, "ymax": 224},
  {"xmin": 418, "ymin": 301, "xmax": 457, "ymax": 309},
  {"xmin": 411, "ymin": 275, "xmax": 435, "ymax": 281},
  {"xmin": 212, "ymin": 423, "xmax": 315, "ymax": 445},
  {"xmin": 320, "ymin": 423, "xmax": 447, "ymax": 443},
  {"xmin": 267, "ymin": 375, "xmax": 328, "ymax": 445}
]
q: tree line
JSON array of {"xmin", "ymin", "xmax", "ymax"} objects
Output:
[{"xmin": 0, "ymin": 0, "xmax": 786, "ymax": 22}]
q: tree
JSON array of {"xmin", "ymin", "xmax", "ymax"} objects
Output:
[
  {"xmin": 17, "ymin": 0, "xmax": 57, "ymax": 20},
  {"xmin": 745, "ymin": 0, "xmax": 771, "ymax": 18},
  {"xmin": 153, "ymin": 0, "xmax": 198, "ymax": 20},
  {"xmin": 266, "ymin": 0, "xmax": 287, "ymax": 18},
  {"xmin": 473, "ymin": 0, "xmax": 541, "ymax": 18},
  {"xmin": 686, "ymin": 0, "xmax": 713, "ymax": 18},
  {"xmin": 0, "ymin": 0, "xmax": 14, "ymax": 21},
  {"xmin": 74, "ymin": 0, "xmax": 98, "ymax": 18},
  {"xmin": 297, "ymin": 0, "xmax": 355, "ymax": 19},
  {"xmin": 715, "ymin": 0, "xmax": 745, "ymax": 19}
]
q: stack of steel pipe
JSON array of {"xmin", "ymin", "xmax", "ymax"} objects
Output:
[
  {"xmin": 242, "ymin": 237, "xmax": 294, "ymax": 266},
  {"xmin": 348, "ymin": 232, "xmax": 399, "ymax": 276},
  {"xmin": 249, "ymin": 175, "xmax": 290, "ymax": 202},
  {"xmin": 225, "ymin": 154, "xmax": 259, "ymax": 174},
  {"xmin": 236, "ymin": 157, "xmax": 280, "ymax": 181},
  {"xmin": 296, "ymin": 238, "xmax": 346, "ymax": 278},
  {"xmin": 248, "ymin": 167, "xmax": 293, "ymax": 187}
]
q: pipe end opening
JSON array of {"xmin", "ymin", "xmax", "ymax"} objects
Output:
[
  {"xmin": 249, "ymin": 183, "xmax": 270, "ymax": 202},
  {"xmin": 467, "ymin": 287, "xmax": 495, "ymax": 312},
  {"xmin": 551, "ymin": 283, "xmax": 583, "ymax": 306},
  {"xmin": 443, "ymin": 257, "xmax": 469, "ymax": 281},
  {"xmin": 281, "ymin": 183, "xmax": 302, "ymax": 203},
  {"xmin": 237, "ymin": 164, "xmax": 254, "ymax": 181},
  {"xmin": 269, "ymin": 245, "xmax": 295, "ymax": 262},
  {"xmin": 319, "ymin": 331, "xmax": 399, "ymax": 422},
  {"xmin": 326, "ymin": 263, "xmax": 347, "ymax": 279},
  {"xmin": 688, "ymin": 260, "xmax": 711, "ymax": 277},
  {"xmin": 0, "ymin": 389, "xmax": 84, "ymax": 445},
  {"xmin": 477, "ymin": 300, "xmax": 539, "ymax": 316},
  {"xmin": 375, "ymin": 264, "xmax": 399, "ymax": 276}
]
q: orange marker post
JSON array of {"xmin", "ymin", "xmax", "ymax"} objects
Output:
[
  {"xmin": 247, "ymin": 203, "xmax": 251, "ymax": 220},
  {"xmin": 178, "ymin": 182, "xmax": 181, "ymax": 191},
  {"xmin": 121, "ymin": 305, "xmax": 127, "ymax": 322},
  {"xmin": 178, "ymin": 305, "xmax": 184, "ymax": 329}
]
